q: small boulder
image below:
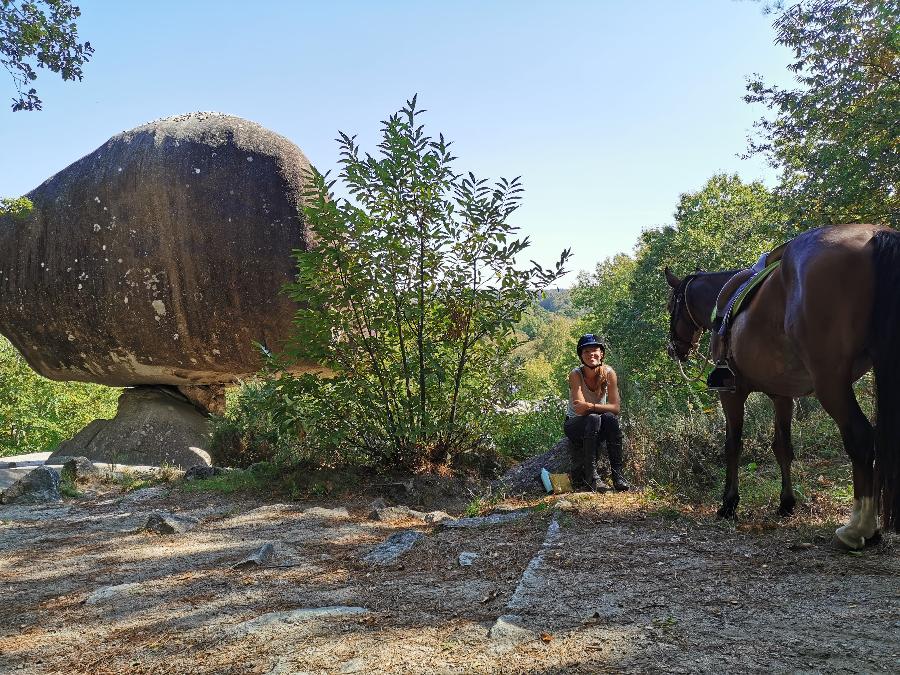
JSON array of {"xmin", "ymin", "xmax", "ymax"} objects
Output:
[
  {"xmin": 1, "ymin": 466, "xmax": 62, "ymax": 505},
  {"xmin": 61, "ymin": 456, "xmax": 99, "ymax": 483},
  {"xmin": 143, "ymin": 511, "xmax": 198, "ymax": 534},
  {"xmin": 184, "ymin": 465, "xmax": 223, "ymax": 481},
  {"xmin": 369, "ymin": 505, "xmax": 429, "ymax": 522},
  {"xmin": 458, "ymin": 552, "xmax": 478, "ymax": 566},
  {"xmin": 232, "ymin": 543, "xmax": 276, "ymax": 570},
  {"xmin": 363, "ymin": 530, "xmax": 423, "ymax": 565}
]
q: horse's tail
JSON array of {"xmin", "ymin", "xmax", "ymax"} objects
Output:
[{"xmin": 871, "ymin": 228, "xmax": 900, "ymax": 532}]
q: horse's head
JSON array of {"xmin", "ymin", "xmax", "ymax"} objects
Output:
[{"xmin": 664, "ymin": 267, "xmax": 703, "ymax": 362}]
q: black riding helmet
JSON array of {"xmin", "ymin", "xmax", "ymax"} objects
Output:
[{"xmin": 576, "ymin": 334, "xmax": 607, "ymax": 357}]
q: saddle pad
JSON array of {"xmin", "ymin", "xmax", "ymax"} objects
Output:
[{"xmin": 713, "ymin": 259, "xmax": 782, "ymax": 333}]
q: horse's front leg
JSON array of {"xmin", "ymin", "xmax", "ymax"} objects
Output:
[
  {"xmin": 717, "ymin": 390, "xmax": 748, "ymax": 519},
  {"xmin": 770, "ymin": 395, "xmax": 797, "ymax": 516}
]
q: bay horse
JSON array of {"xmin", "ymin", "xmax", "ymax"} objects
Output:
[{"xmin": 664, "ymin": 224, "xmax": 900, "ymax": 550}]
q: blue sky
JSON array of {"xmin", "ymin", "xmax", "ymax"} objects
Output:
[{"xmin": 0, "ymin": 0, "xmax": 794, "ymax": 281}]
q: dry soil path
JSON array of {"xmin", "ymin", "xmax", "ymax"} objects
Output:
[{"xmin": 1, "ymin": 486, "xmax": 898, "ymax": 674}]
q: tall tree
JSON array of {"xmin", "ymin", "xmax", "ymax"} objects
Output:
[
  {"xmin": 1, "ymin": 0, "xmax": 93, "ymax": 111},
  {"xmin": 746, "ymin": 0, "xmax": 899, "ymax": 227}
]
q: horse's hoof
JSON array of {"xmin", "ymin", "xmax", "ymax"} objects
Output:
[
  {"xmin": 777, "ymin": 502, "xmax": 796, "ymax": 517},
  {"xmin": 865, "ymin": 530, "xmax": 883, "ymax": 547},
  {"xmin": 831, "ymin": 532, "xmax": 864, "ymax": 552},
  {"xmin": 716, "ymin": 506, "xmax": 737, "ymax": 520}
]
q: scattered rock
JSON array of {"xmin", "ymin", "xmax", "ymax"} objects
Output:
[
  {"xmin": 303, "ymin": 506, "xmax": 350, "ymax": 519},
  {"xmin": 85, "ymin": 582, "xmax": 144, "ymax": 605},
  {"xmin": 184, "ymin": 465, "xmax": 224, "ymax": 481},
  {"xmin": 232, "ymin": 606, "xmax": 369, "ymax": 636},
  {"xmin": 0, "ymin": 466, "xmax": 61, "ymax": 505},
  {"xmin": 488, "ymin": 614, "xmax": 536, "ymax": 653},
  {"xmin": 441, "ymin": 510, "xmax": 529, "ymax": 529},
  {"xmin": 458, "ymin": 552, "xmax": 478, "ymax": 566},
  {"xmin": 424, "ymin": 510, "xmax": 454, "ymax": 524},
  {"xmin": 363, "ymin": 530, "xmax": 423, "ymax": 565},
  {"xmin": 61, "ymin": 456, "xmax": 99, "ymax": 483},
  {"xmin": 369, "ymin": 505, "xmax": 428, "ymax": 522},
  {"xmin": 233, "ymin": 543, "xmax": 276, "ymax": 570},
  {"xmin": 143, "ymin": 511, "xmax": 199, "ymax": 534}
]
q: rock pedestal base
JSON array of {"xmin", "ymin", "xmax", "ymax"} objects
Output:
[{"xmin": 48, "ymin": 386, "xmax": 212, "ymax": 468}]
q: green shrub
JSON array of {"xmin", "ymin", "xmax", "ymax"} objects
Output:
[{"xmin": 491, "ymin": 397, "xmax": 566, "ymax": 461}]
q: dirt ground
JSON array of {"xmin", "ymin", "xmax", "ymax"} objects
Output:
[{"xmin": 1, "ymin": 480, "xmax": 898, "ymax": 674}]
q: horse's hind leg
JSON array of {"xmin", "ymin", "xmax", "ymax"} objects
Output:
[
  {"xmin": 718, "ymin": 390, "xmax": 748, "ymax": 519},
  {"xmin": 815, "ymin": 378, "xmax": 876, "ymax": 550},
  {"xmin": 771, "ymin": 396, "xmax": 796, "ymax": 516}
]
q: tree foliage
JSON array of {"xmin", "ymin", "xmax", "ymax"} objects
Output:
[
  {"xmin": 0, "ymin": 336, "xmax": 119, "ymax": 456},
  {"xmin": 0, "ymin": 0, "xmax": 93, "ymax": 111},
  {"xmin": 283, "ymin": 97, "xmax": 570, "ymax": 467},
  {"xmin": 746, "ymin": 0, "xmax": 900, "ymax": 226}
]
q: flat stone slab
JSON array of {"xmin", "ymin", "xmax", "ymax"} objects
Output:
[
  {"xmin": 85, "ymin": 582, "xmax": 146, "ymax": 605},
  {"xmin": 441, "ymin": 510, "xmax": 529, "ymax": 529},
  {"xmin": 233, "ymin": 543, "xmax": 276, "ymax": 570},
  {"xmin": 362, "ymin": 530, "xmax": 423, "ymax": 565},
  {"xmin": 233, "ymin": 606, "xmax": 370, "ymax": 636}
]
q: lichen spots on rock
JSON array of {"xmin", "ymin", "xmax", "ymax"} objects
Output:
[{"xmin": 151, "ymin": 300, "xmax": 167, "ymax": 317}]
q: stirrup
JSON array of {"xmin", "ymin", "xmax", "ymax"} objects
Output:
[{"xmin": 707, "ymin": 363, "xmax": 736, "ymax": 393}]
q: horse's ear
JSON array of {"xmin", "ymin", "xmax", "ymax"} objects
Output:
[{"xmin": 664, "ymin": 267, "xmax": 681, "ymax": 289}]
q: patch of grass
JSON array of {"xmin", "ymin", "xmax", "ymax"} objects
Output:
[
  {"xmin": 59, "ymin": 475, "xmax": 81, "ymax": 499},
  {"xmin": 178, "ymin": 467, "xmax": 274, "ymax": 495},
  {"xmin": 464, "ymin": 487, "xmax": 506, "ymax": 517}
]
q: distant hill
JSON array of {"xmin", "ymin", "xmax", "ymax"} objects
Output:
[{"xmin": 537, "ymin": 288, "xmax": 578, "ymax": 317}]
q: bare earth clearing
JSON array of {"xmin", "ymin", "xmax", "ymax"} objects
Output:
[{"xmin": 1, "ymin": 481, "xmax": 898, "ymax": 674}]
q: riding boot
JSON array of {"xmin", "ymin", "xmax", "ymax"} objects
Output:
[
  {"xmin": 580, "ymin": 444, "xmax": 605, "ymax": 492},
  {"xmin": 607, "ymin": 436, "xmax": 630, "ymax": 492}
]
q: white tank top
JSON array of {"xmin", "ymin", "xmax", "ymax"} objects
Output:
[{"xmin": 566, "ymin": 366, "xmax": 609, "ymax": 418}]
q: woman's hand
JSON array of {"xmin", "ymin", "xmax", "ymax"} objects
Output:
[{"xmin": 573, "ymin": 401, "xmax": 594, "ymax": 416}]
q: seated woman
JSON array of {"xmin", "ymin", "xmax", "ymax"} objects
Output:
[{"xmin": 563, "ymin": 334, "xmax": 630, "ymax": 492}]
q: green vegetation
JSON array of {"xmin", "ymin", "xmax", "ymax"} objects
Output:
[
  {"xmin": 1, "ymin": 0, "xmax": 94, "ymax": 111},
  {"xmin": 746, "ymin": 0, "xmax": 899, "ymax": 227},
  {"xmin": 0, "ymin": 336, "xmax": 119, "ymax": 457},
  {"xmin": 244, "ymin": 96, "xmax": 569, "ymax": 470}
]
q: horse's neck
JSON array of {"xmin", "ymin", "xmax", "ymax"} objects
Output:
[{"xmin": 692, "ymin": 271, "xmax": 737, "ymax": 328}]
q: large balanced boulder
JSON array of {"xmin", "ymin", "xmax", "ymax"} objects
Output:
[{"xmin": 0, "ymin": 112, "xmax": 317, "ymax": 389}]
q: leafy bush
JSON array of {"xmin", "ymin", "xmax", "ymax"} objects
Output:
[
  {"xmin": 491, "ymin": 397, "xmax": 566, "ymax": 461},
  {"xmin": 282, "ymin": 97, "xmax": 569, "ymax": 468},
  {"xmin": 0, "ymin": 336, "xmax": 119, "ymax": 457},
  {"xmin": 208, "ymin": 372, "xmax": 363, "ymax": 469}
]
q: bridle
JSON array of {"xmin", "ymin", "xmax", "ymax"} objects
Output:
[{"xmin": 668, "ymin": 273, "xmax": 704, "ymax": 360}]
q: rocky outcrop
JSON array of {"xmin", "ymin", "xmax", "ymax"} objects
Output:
[
  {"xmin": 495, "ymin": 437, "xmax": 578, "ymax": 495},
  {"xmin": 1, "ymin": 466, "xmax": 62, "ymax": 504},
  {"xmin": 0, "ymin": 112, "xmax": 318, "ymax": 388}
]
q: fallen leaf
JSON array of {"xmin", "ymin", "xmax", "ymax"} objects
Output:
[{"xmin": 540, "ymin": 632, "xmax": 553, "ymax": 643}]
